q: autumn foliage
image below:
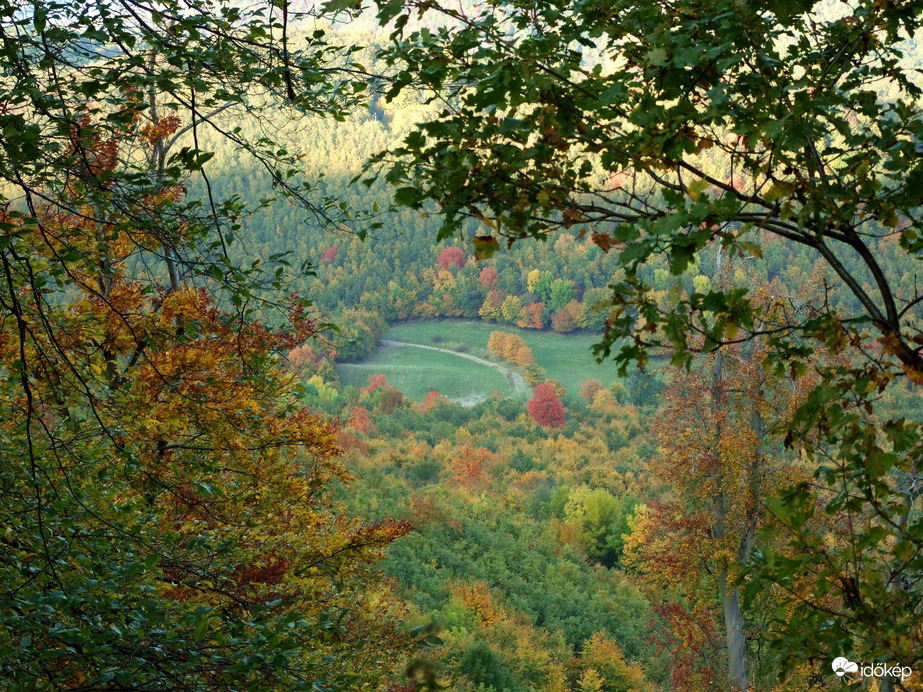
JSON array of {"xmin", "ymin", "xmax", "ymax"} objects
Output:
[
  {"xmin": 347, "ymin": 405, "xmax": 376, "ymax": 434},
  {"xmin": 625, "ymin": 337, "xmax": 821, "ymax": 691},
  {"xmin": 487, "ymin": 330, "xmax": 534, "ymax": 367},
  {"xmin": 320, "ymin": 244, "xmax": 339, "ymax": 262},
  {"xmin": 516, "ymin": 301, "xmax": 545, "ymax": 329},
  {"xmin": 478, "ymin": 265, "xmax": 499, "ymax": 287},
  {"xmin": 528, "ymin": 382, "xmax": 566, "ymax": 428},
  {"xmin": 0, "ymin": 113, "xmax": 415, "ymax": 686},
  {"xmin": 361, "ymin": 372, "xmax": 390, "ymax": 394},
  {"xmin": 579, "ymin": 379, "xmax": 604, "ymax": 403},
  {"xmin": 422, "ymin": 389, "xmax": 448, "ymax": 411},
  {"xmin": 450, "ymin": 445, "xmax": 493, "ymax": 487},
  {"xmin": 436, "ymin": 246, "xmax": 466, "ymax": 270}
]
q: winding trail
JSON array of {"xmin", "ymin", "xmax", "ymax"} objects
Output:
[{"xmin": 380, "ymin": 339, "xmax": 528, "ymax": 405}]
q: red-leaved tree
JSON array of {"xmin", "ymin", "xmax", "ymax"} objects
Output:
[
  {"xmin": 478, "ymin": 266, "xmax": 498, "ymax": 287},
  {"xmin": 437, "ymin": 246, "xmax": 466, "ymax": 270},
  {"xmin": 360, "ymin": 373, "xmax": 388, "ymax": 395},
  {"xmin": 422, "ymin": 389, "xmax": 447, "ymax": 411},
  {"xmin": 528, "ymin": 382, "xmax": 565, "ymax": 428}
]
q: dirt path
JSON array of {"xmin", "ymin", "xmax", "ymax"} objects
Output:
[{"xmin": 380, "ymin": 339, "xmax": 528, "ymax": 404}]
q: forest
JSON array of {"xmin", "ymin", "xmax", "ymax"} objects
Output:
[{"xmin": 1, "ymin": 0, "xmax": 923, "ymax": 691}]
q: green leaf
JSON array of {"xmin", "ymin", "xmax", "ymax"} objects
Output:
[{"xmin": 472, "ymin": 235, "xmax": 499, "ymax": 260}]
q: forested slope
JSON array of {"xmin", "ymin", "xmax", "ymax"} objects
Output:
[{"xmin": 187, "ymin": 19, "xmax": 923, "ymax": 371}]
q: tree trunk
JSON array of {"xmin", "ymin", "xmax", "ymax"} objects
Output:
[
  {"xmin": 710, "ymin": 313, "xmax": 749, "ymax": 692},
  {"xmin": 715, "ymin": 483, "xmax": 748, "ymax": 691},
  {"xmin": 719, "ymin": 566, "xmax": 748, "ymax": 691}
]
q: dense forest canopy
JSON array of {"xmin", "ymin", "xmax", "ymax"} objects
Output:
[{"xmin": 1, "ymin": 0, "xmax": 923, "ymax": 690}]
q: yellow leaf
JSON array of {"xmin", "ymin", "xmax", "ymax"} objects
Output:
[{"xmin": 687, "ymin": 179, "xmax": 709, "ymax": 201}]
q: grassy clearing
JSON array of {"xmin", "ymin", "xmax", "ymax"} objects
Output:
[
  {"xmin": 386, "ymin": 320, "xmax": 620, "ymax": 399},
  {"xmin": 336, "ymin": 342, "xmax": 513, "ymax": 403}
]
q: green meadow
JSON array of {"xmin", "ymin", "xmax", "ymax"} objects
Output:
[
  {"xmin": 336, "ymin": 341, "xmax": 514, "ymax": 403},
  {"xmin": 340, "ymin": 320, "xmax": 620, "ymax": 403}
]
